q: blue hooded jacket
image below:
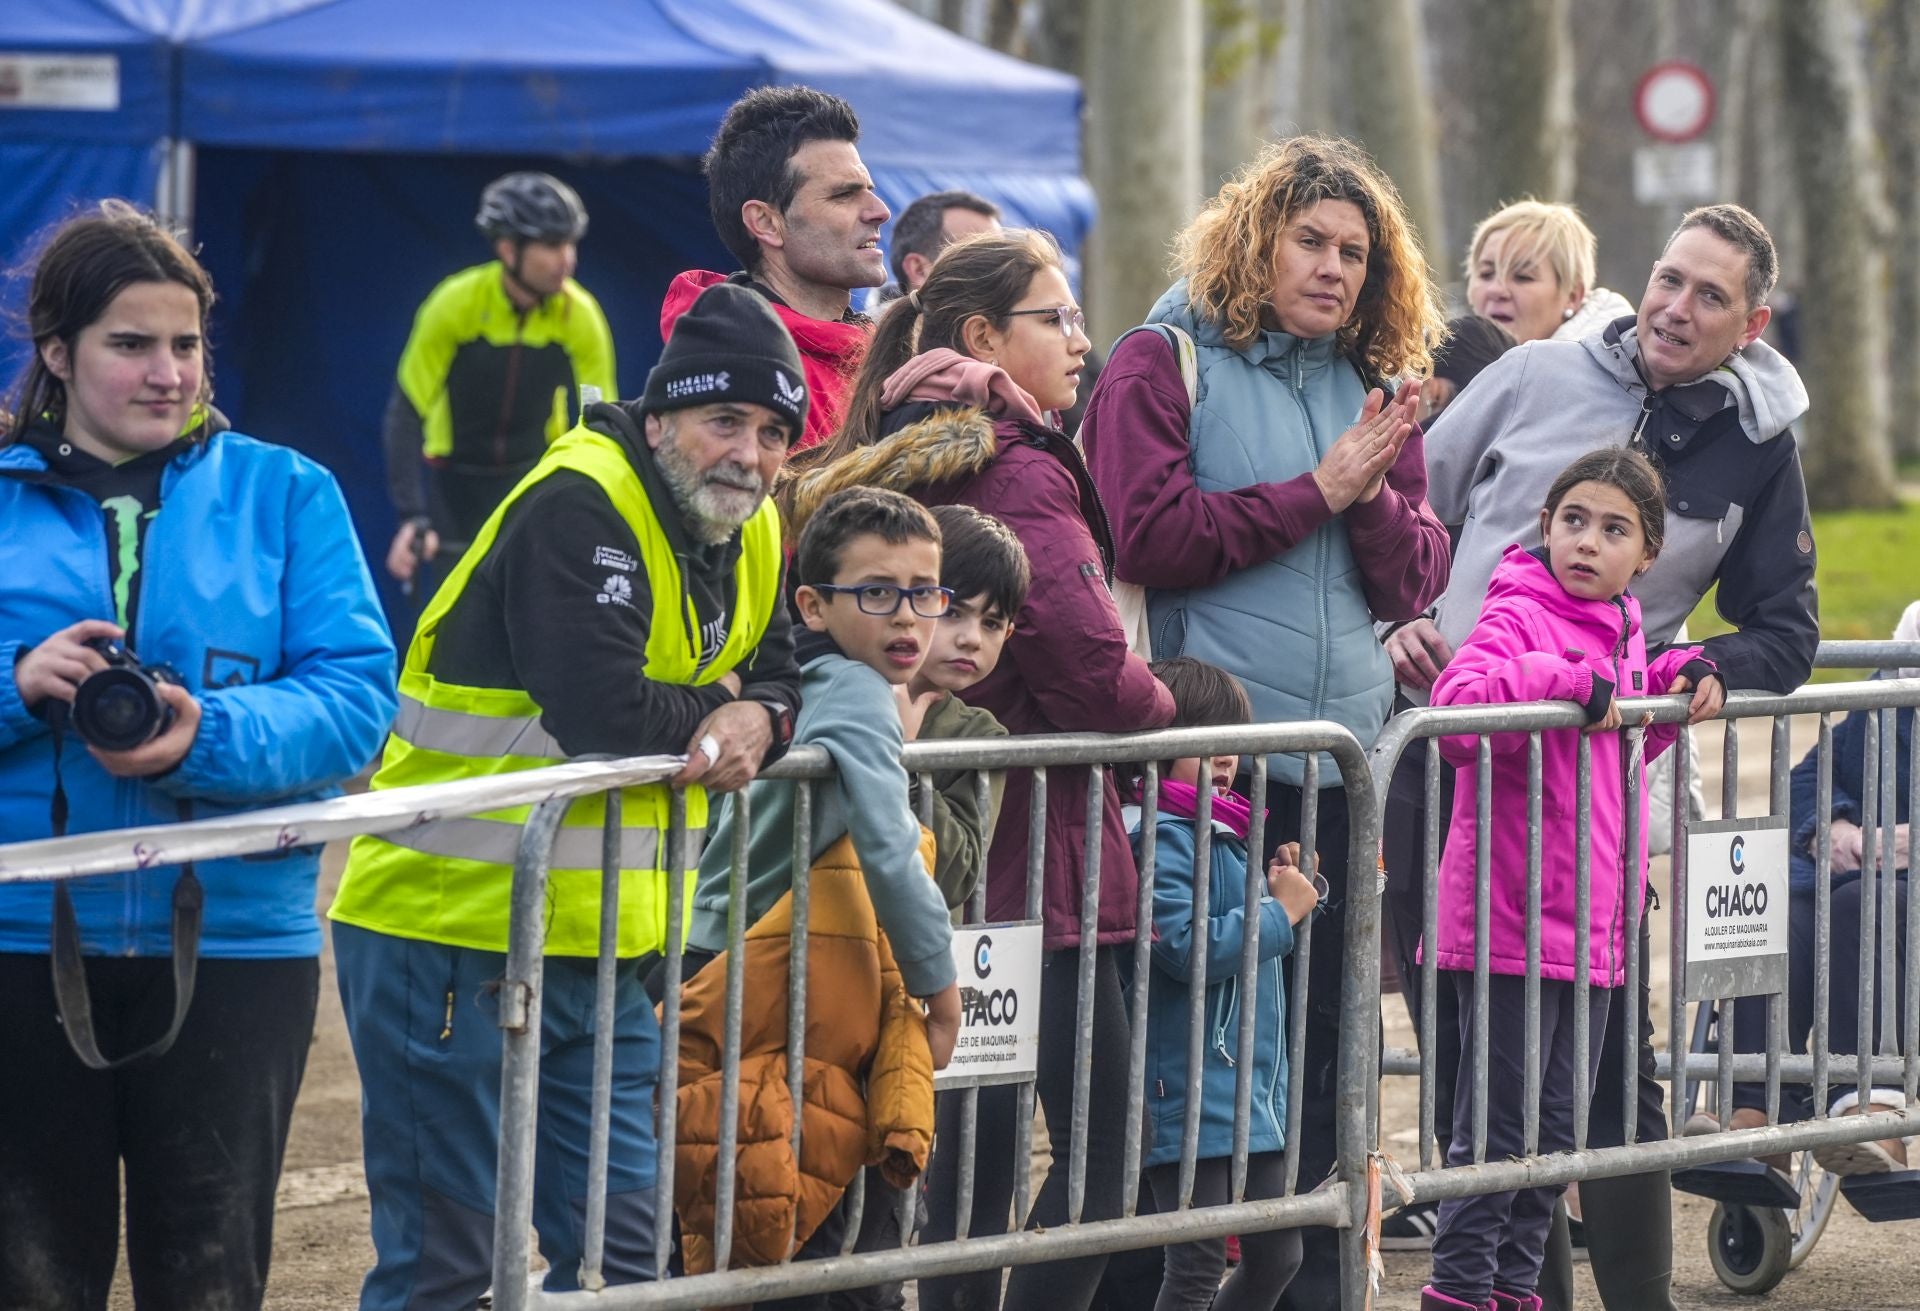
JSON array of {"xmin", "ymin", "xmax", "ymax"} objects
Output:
[
  {"xmin": 0, "ymin": 431, "xmax": 395, "ymax": 958},
  {"xmin": 1131, "ymin": 806, "xmax": 1295, "ymax": 1168}
]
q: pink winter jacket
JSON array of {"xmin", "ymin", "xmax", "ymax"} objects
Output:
[{"xmin": 1430, "ymin": 546, "xmax": 1709, "ymax": 987}]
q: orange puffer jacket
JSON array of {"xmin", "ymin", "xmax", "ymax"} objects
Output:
[{"xmin": 674, "ymin": 831, "xmax": 937, "ymax": 1272}]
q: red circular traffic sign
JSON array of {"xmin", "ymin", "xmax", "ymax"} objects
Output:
[{"xmin": 1635, "ymin": 61, "xmax": 1716, "ymax": 143}]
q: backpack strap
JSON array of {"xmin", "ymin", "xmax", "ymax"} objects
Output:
[{"xmin": 1116, "ymin": 323, "xmax": 1199, "ymax": 410}]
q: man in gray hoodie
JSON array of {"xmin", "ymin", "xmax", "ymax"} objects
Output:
[{"xmin": 1386, "ymin": 203, "xmax": 1818, "ymax": 1311}]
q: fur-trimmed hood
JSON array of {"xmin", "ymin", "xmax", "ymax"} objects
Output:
[{"xmin": 782, "ymin": 407, "xmax": 998, "ymax": 540}]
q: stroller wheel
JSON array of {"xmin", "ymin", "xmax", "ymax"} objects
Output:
[{"xmin": 1707, "ymin": 1202, "xmax": 1792, "ymax": 1295}]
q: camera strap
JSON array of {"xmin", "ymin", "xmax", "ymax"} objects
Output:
[{"xmin": 45, "ymin": 721, "xmax": 205, "ymax": 1071}]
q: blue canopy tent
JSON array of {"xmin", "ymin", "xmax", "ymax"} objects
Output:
[
  {"xmin": 0, "ymin": 0, "xmax": 172, "ymax": 383},
  {"xmin": 3, "ymin": 0, "xmax": 1093, "ymax": 627}
]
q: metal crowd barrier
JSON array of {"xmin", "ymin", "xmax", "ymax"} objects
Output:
[
  {"xmin": 3, "ymin": 640, "xmax": 1913, "ymax": 1310},
  {"xmin": 0, "ymin": 720, "xmax": 1384, "ymax": 1310},
  {"xmin": 493, "ymin": 721, "xmax": 1381, "ymax": 1310},
  {"xmin": 1367, "ymin": 651, "xmax": 1920, "ymax": 1248}
]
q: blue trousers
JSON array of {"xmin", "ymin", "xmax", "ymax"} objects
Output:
[
  {"xmin": 1431, "ymin": 971, "xmax": 1609, "ymax": 1303},
  {"xmin": 334, "ymin": 923, "xmax": 659, "ymax": 1310}
]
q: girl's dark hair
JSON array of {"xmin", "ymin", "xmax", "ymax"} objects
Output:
[
  {"xmin": 815, "ymin": 227, "xmax": 1064, "ymax": 465},
  {"xmin": 1542, "ymin": 446, "xmax": 1667, "ymax": 558},
  {"xmin": 6, "ymin": 200, "xmax": 215, "ymax": 444},
  {"xmin": 1121, "ymin": 657, "xmax": 1252, "ymax": 799}
]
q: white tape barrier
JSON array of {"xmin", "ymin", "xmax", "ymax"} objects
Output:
[{"xmin": 0, "ymin": 755, "xmax": 686, "ymax": 884}]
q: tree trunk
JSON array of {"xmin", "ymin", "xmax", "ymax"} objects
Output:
[
  {"xmin": 1084, "ymin": 0, "xmax": 1203, "ymax": 346},
  {"xmin": 1030, "ymin": 0, "xmax": 1089, "ymax": 72},
  {"xmin": 1203, "ymin": 2, "xmax": 1262, "ymax": 188},
  {"xmin": 1455, "ymin": 0, "xmax": 1573, "ymax": 213},
  {"xmin": 1778, "ymin": 0, "xmax": 1897, "ymax": 508},
  {"xmin": 1881, "ymin": 0, "xmax": 1920, "ymax": 463},
  {"xmin": 986, "ymin": 0, "xmax": 1026, "ymax": 55},
  {"xmin": 1334, "ymin": 0, "xmax": 1446, "ymax": 264}
]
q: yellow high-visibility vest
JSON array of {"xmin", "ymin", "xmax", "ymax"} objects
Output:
[{"xmin": 331, "ymin": 425, "xmax": 780, "ymax": 956}]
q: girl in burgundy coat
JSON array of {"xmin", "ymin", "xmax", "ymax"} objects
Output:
[
  {"xmin": 784, "ymin": 228, "xmax": 1175, "ymax": 1311},
  {"xmin": 1422, "ymin": 448, "xmax": 1718, "ymax": 1311}
]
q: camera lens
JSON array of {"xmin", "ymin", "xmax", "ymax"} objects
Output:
[{"xmin": 72, "ymin": 667, "xmax": 170, "ymax": 751}]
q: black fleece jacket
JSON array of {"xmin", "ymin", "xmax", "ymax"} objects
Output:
[{"xmin": 429, "ymin": 400, "xmax": 800, "ymax": 761}]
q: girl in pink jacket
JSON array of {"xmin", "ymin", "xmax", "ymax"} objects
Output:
[{"xmin": 1422, "ymin": 448, "xmax": 1719, "ymax": 1311}]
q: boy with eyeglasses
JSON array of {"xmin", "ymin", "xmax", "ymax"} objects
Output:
[{"xmin": 687, "ymin": 485, "xmax": 961, "ymax": 1057}]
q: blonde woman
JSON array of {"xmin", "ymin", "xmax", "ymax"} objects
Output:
[
  {"xmin": 1465, "ymin": 199, "xmax": 1634, "ymax": 345},
  {"xmin": 1081, "ymin": 134, "xmax": 1450, "ymax": 1310}
]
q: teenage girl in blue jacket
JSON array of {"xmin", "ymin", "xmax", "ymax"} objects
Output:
[
  {"xmin": 0, "ymin": 201, "xmax": 394, "ymax": 1310},
  {"xmin": 1127, "ymin": 657, "xmax": 1321, "ymax": 1311}
]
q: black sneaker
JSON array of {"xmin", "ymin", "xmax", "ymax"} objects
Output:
[{"xmin": 1380, "ymin": 1199, "xmax": 1439, "ymax": 1251}]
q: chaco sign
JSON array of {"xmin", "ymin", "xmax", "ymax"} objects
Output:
[
  {"xmin": 1683, "ymin": 817, "xmax": 1789, "ymax": 1002},
  {"xmin": 934, "ymin": 921, "xmax": 1043, "ymax": 1088}
]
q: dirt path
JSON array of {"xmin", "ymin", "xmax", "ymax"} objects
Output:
[{"xmin": 112, "ymin": 712, "xmax": 1918, "ymax": 1308}]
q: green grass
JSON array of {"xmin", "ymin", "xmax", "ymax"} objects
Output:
[{"xmin": 1687, "ymin": 500, "xmax": 1920, "ymax": 681}]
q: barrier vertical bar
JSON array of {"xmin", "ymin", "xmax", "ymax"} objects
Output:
[
  {"xmin": 489, "ymin": 798, "xmax": 568, "ymax": 1311},
  {"xmin": 1716, "ymin": 719, "xmax": 1737, "ymax": 1126},
  {"xmin": 1767, "ymin": 716, "xmax": 1790, "ymax": 1123},
  {"xmin": 1335, "ymin": 737, "xmax": 1384, "ymax": 1311},
  {"xmin": 713, "ymin": 790, "xmax": 752, "ymax": 1271},
  {"xmin": 654, "ymin": 791, "xmax": 688, "ymax": 1276},
  {"xmin": 1524, "ymin": 732, "xmax": 1543, "ymax": 1154},
  {"xmin": 1651, "ymin": 721, "xmax": 1666, "ymax": 1144},
  {"xmin": 1814, "ymin": 716, "xmax": 1834, "ymax": 1115},
  {"xmin": 1721, "ymin": 719, "xmax": 1739, "ymax": 820},
  {"xmin": 1124, "ymin": 762, "xmax": 1159, "ymax": 1218},
  {"xmin": 1858, "ymin": 714, "xmax": 1881, "ymax": 1111},
  {"xmin": 787, "ymin": 782, "xmax": 813, "ymax": 1196},
  {"xmin": 1573, "ymin": 732, "xmax": 1592, "ymax": 1150},
  {"xmin": 1420, "ymin": 739, "xmax": 1442, "ymax": 1171},
  {"xmin": 1908, "ymin": 723, "xmax": 1920, "ymax": 1102},
  {"xmin": 1472, "ymin": 736, "xmax": 1492, "ymax": 1164},
  {"xmin": 955, "ymin": 771, "xmax": 994, "ymax": 1238},
  {"xmin": 1879, "ymin": 710, "xmax": 1899, "ymax": 1059},
  {"xmin": 1013, "ymin": 767, "xmax": 1046, "ymax": 1228},
  {"xmin": 1231, "ymin": 756, "xmax": 1268, "ymax": 1202},
  {"xmin": 1068, "ymin": 765, "xmax": 1106, "ymax": 1222},
  {"xmin": 1283, "ymin": 753, "xmax": 1318, "ymax": 1194},
  {"xmin": 580, "ymin": 790, "xmax": 623, "ymax": 1290},
  {"xmin": 1178, "ymin": 778, "xmax": 1215, "ymax": 1207}
]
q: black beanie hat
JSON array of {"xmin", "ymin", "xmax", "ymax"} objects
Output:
[
  {"xmin": 642, "ymin": 283, "xmax": 811, "ymax": 443},
  {"xmin": 1433, "ymin": 314, "xmax": 1518, "ymax": 391}
]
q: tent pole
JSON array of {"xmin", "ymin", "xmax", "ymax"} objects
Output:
[{"xmin": 157, "ymin": 139, "xmax": 196, "ymax": 239}]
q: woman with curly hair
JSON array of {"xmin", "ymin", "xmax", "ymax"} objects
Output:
[{"xmin": 1080, "ymin": 134, "xmax": 1451, "ymax": 1309}]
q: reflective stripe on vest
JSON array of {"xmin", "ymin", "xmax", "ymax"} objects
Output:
[
  {"xmin": 393, "ymin": 692, "xmax": 567, "ymax": 759},
  {"xmin": 382, "ymin": 815, "xmax": 708, "ymax": 870},
  {"xmin": 332, "ymin": 425, "xmax": 780, "ymax": 956}
]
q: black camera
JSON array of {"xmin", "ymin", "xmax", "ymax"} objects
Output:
[{"xmin": 70, "ymin": 639, "xmax": 179, "ymax": 751}]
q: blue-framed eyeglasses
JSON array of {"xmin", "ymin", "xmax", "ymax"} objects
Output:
[
  {"xmin": 1005, "ymin": 304, "xmax": 1088, "ymax": 338},
  {"xmin": 809, "ymin": 583, "xmax": 955, "ymax": 618}
]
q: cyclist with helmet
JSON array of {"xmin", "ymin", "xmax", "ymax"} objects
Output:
[{"xmin": 382, "ymin": 172, "xmax": 616, "ymax": 584}]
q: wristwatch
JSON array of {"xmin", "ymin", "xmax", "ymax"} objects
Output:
[{"xmin": 750, "ymin": 697, "xmax": 794, "ymax": 751}]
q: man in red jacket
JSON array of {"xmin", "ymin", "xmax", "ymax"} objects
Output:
[{"xmin": 665, "ymin": 86, "xmax": 889, "ymax": 449}]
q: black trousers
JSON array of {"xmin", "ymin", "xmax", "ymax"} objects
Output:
[
  {"xmin": 1430, "ymin": 973, "xmax": 1609, "ymax": 1303},
  {"xmin": 0, "ymin": 952, "xmax": 319, "ymax": 1311},
  {"xmin": 1263, "ymin": 781, "xmax": 1358, "ymax": 1311},
  {"xmin": 918, "ymin": 945, "xmax": 1133, "ymax": 1311}
]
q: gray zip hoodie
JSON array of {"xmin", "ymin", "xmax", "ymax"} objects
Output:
[{"xmin": 1417, "ymin": 316, "xmax": 1817, "ymax": 701}]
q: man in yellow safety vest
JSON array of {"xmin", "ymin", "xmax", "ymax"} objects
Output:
[{"xmin": 330, "ymin": 282, "xmax": 807, "ymax": 1307}]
